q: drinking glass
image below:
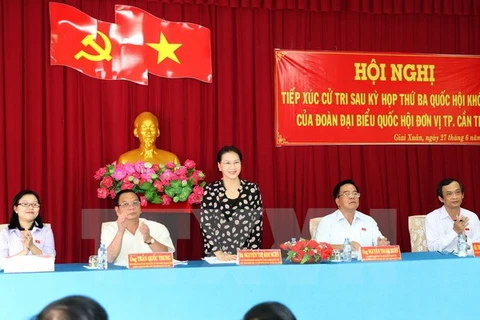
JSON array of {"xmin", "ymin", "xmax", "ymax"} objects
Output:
[
  {"xmin": 332, "ymin": 249, "xmax": 342, "ymax": 261},
  {"xmin": 89, "ymin": 255, "xmax": 99, "ymax": 268}
]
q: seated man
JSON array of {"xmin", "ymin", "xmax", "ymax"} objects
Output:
[
  {"xmin": 101, "ymin": 189, "xmax": 175, "ymax": 266},
  {"xmin": 425, "ymin": 178, "xmax": 480, "ymax": 252},
  {"xmin": 314, "ymin": 179, "xmax": 389, "ymax": 251},
  {"xmin": 118, "ymin": 111, "xmax": 180, "ymax": 165}
]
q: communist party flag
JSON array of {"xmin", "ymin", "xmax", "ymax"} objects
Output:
[
  {"xmin": 49, "ymin": 3, "xmax": 148, "ymax": 84},
  {"xmin": 49, "ymin": 3, "xmax": 212, "ymax": 84}
]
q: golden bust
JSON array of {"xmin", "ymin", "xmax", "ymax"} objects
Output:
[{"xmin": 118, "ymin": 112, "xmax": 180, "ymax": 165}]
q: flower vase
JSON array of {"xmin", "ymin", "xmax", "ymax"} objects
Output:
[{"xmin": 291, "ymin": 256, "xmax": 317, "ymax": 264}]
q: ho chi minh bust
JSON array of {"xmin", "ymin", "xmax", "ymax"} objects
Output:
[{"xmin": 118, "ymin": 112, "xmax": 180, "ymax": 165}]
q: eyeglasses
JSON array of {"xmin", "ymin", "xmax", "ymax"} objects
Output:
[
  {"xmin": 119, "ymin": 201, "xmax": 141, "ymax": 208},
  {"xmin": 17, "ymin": 202, "xmax": 40, "ymax": 209},
  {"xmin": 337, "ymin": 191, "xmax": 361, "ymax": 198}
]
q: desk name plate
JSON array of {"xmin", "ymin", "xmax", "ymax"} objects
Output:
[
  {"xmin": 237, "ymin": 249, "xmax": 283, "ymax": 265},
  {"xmin": 128, "ymin": 252, "xmax": 174, "ymax": 269},
  {"xmin": 472, "ymin": 242, "xmax": 480, "ymax": 257},
  {"xmin": 360, "ymin": 245, "xmax": 402, "ymax": 261}
]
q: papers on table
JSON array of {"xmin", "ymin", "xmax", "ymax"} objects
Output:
[
  {"xmin": 202, "ymin": 257, "xmax": 237, "ymax": 264},
  {"xmin": 83, "ymin": 265, "xmax": 98, "ymax": 270},
  {"xmin": 83, "ymin": 259, "xmax": 188, "ymax": 270},
  {"xmin": 2, "ymin": 255, "xmax": 55, "ymax": 273},
  {"xmin": 173, "ymin": 259, "xmax": 188, "ymax": 266}
]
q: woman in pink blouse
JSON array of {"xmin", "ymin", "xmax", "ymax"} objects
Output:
[{"xmin": 0, "ymin": 190, "xmax": 56, "ymax": 265}]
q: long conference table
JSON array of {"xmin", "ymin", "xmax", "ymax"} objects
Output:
[{"xmin": 1, "ymin": 252, "xmax": 478, "ymax": 320}]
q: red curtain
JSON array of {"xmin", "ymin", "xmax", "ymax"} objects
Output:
[{"xmin": 0, "ymin": 0, "xmax": 479, "ymax": 263}]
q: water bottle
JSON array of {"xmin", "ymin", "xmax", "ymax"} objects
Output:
[
  {"xmin": 343, "ymin": 238, "xmax": 352, "ymax": 262},
  {"xmin": 457, "ymin": 234, "xmax": 467, "ymax": 257},
  {"xmin": 98, "ymin": 243, "xmax": 108, "ymax": 269}
]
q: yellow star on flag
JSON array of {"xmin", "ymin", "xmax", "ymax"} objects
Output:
[{"xmin": 147, "ymin": 32, "xmax": 183, "ymax": 64}]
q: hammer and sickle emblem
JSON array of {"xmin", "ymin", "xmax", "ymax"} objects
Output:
[{"xmin": 74, "ymin": 30, "xmax": 112, "ymax": 62}]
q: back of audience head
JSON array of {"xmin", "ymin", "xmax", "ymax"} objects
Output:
[
  {"xmin": 243, "ymin": 301, "xmax": 296, "ymax": 320},
  {"xmin": 35, "ymin": 295, "xmax": 108, "ymax": 320}
]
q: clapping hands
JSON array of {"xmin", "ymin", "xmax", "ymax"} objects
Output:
[
  {"xmin": 377, "ymin": 236, "xmax": 390, "ymax": 246},
  {"xmin": 453, "ymin": 215, "xmax": 469, "ymax": 234},
  {"xmin": 116, "ymin": 213, "xmax": 128, "ymax": 232},
  {"xmin": 21, "ymin": 230, "xmax": 33, "ymax": 254},
  {"xmin": 140, "ymin": 222, "xmax": 151, "ymax": 242}
]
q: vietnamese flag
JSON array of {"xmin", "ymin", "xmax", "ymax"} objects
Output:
[
  {"xmin": 49, "ymin": 3, "xmax": 147, "ymax": 84},
  {"xmin": 115, "ymin": 5, "xmax": 212, "ymax": 83}
]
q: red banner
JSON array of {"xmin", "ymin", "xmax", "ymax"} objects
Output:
[
  {"xmin": 49, "ymin": 3, "xmax": 212, "ymax": 84},
  {"xmin": 274, "ymin": 50, "xmax": 480, "ymax": 145}
]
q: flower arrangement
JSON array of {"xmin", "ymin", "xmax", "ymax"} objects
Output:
[
  {"xmin": 280, "ymin": 238, "xmax": 333, "ymax": 264},
  {"xmin": 94, "ymin": 160, "xmax": 206, "ymax": 206}
]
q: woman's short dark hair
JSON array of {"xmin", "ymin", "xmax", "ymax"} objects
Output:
[
  {"xmin": 8, "ymin": 189, "xmax": 44, "ymax": 230},
  {"xmin": 243, "ymin": 302, "xmax": 296, "ymax": 320},
  {"xmin": 333, "ymin": 179, "xmax": 360, "ymax": 200},
  {"xmin": 113, "ymin": 189, "xmax": 140, "ymax": 207},
  {"xmin": 436, "ymin": 178, "xmax": 463, "ymax": 198},
  {"xmin": 217, "ymin": 145, "xmax": 243, "ymax": 163},
  {"xmin": 35, "ymin": 295, "xmax": 108, "ymax": 320}
]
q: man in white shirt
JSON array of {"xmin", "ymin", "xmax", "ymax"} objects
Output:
[
  {"xmin": 101, "ymin": 189, "xmax": 175, "ymax": 266},
  {"xmin": 425, "ymin": 178, "xmax": 480, "ymax": 252},
  {"xmin": 314, "ymin": 179, "xmax": 390, "ymax": 251}
]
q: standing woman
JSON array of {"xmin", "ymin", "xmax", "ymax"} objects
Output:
[
  {"xmin": 200, "ymin": 146, "xmax": 263, "ymax": 261},
  {"xmin": 0, "ymin": 190, "xmax": 56, "ymax": 266}
]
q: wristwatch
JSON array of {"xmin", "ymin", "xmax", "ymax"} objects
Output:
[{"xmin": 145, "ymin": 238, "xmax": 154, "ymax": 245}]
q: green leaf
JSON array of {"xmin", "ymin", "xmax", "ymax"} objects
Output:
[
  {"xmin": 151, "ymin": 195, "xmax": 162, "ymax": 204},
  {"xmin": 145, "ymin": 189, "xmax": 157, "ymax": 201},
  {"xmin": 301, "ymin": 254, "xmax": 310, "ymax": 264},
  {"xmin": 286, "ymin": 251, "xmax": 296, "ymax": 260},
  {"xmin": 164, "ymin": 188, "xmax": 176, "ymax": 198},
  {"xmin": 170, "ymin": 180, "xmax": 182, "ymax": 189},
  {"xmin": 139, "ymin": 182, "xmax": 153, "ymax": 191}
]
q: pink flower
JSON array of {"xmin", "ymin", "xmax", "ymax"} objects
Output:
[
  {"xmin": 140, "ymin": 195, "xmax": 147, "ymax": 207},
  {"xmin": 160, "ymin": 170, "xmax": 174, "ymax": 184},
  {"xmin": 162, "ymin": 195, "xmax": 172, "ymax": 205},
  {"xmin": 184, "ymin": 159, "xmax": 196, "ymax": 169},
  {"xmin": 187, "ymin": 193, "xmax": 202, "ymax": 204},
  {"xmin": 94, "ymin": 167, "xmax": 106, "ymax": 180},
  {"xmin": 191, "ymin": 170, "xmax": 205, "ymax": 184},
  {"xmin": 152, "ymin": 163, "xmax": 160, "ymax": 171},
  {"xmin": 193, "ymin": 186, "xmax": 204, "ymax": 196},
  {"xmin": 140, "ymin": 168, "xmax": 155, "ymax": 182},
  {"xmin": 123, "ymin": 163, "xmax": 136, "ymax": 175},
  {"xmin": 153, "ymin": 181, "xmax": 164, "ymax": 192},
  {"xmin": 131, "ymin": 172, "xmax": 141, "ymax": 180},
  {"xmin": 109, "ymin": 190, "xmax": 116, "ymax": 198},
  {"xmin": 134, "ymin": 161, "xmax": 146, "ymax": 173},
  {"xmin": 121, "ymin": 181, "xmax": 134, "ymax": 190},
  {"xmin": 101, "ymin": 176, "xmax": 113, "ymax": 188},
  {"xmin": 97, "ymin": 188, "xmax": 108, "ymax": 199},
  {"xmin": 112, "ymin": 166, "xmax": 127, "ymax": 180},
  {"xmin": 175, "ymin": 166, "xmax": 187, "ymax": 176},
  {"xmin": 165, "ymin": 162, "xmax": 176, "ymax": 169}
]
